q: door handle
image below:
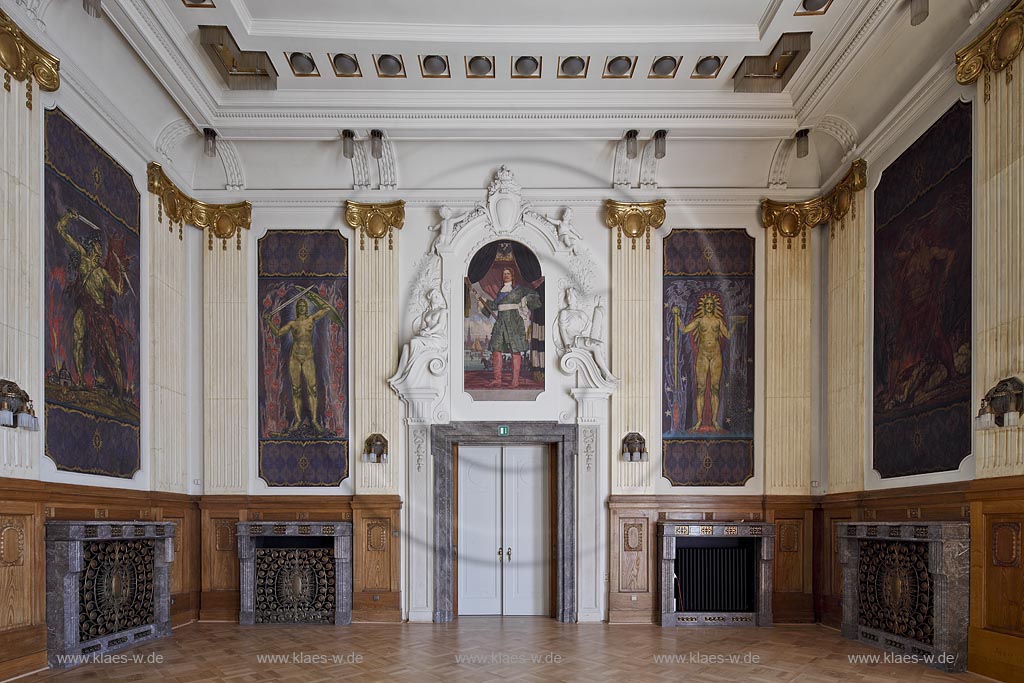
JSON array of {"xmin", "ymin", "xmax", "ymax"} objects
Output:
[
  {"xmin": 506, "ymin": 547, "xmax": 511, "ymax": 563},
  {"xmin": 497, "ymin": 547, "xmax": 503, "ymax": 563}
]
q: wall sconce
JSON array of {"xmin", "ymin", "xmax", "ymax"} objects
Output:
[
  {"xmin": 82, "ymin": 0, "xmax": 102, "ymax": 18},
  {"xmin": 362, "ymin": 433, "xmax": 389, "ymax": 463},
  {"xmin": 910, "ymin": 0, "xmax": 929, "ymax": 26},
  {"xmin": 621, "ymin": 432, "xmax": 648, "ymax": 462},
  {"xmin": 653, "ymin": 129, "xmax": 667, "ymax": 159},
  {"xmin": 625, "ymin": 130, "xmax": 638, "ymax": 159},
  {"xmin": 342, "ymin": 129, "xmax": 355, "ymax": 159},
  {"xmin": 370, "ymin": 129, "xmax": 384, "ymax": 159},
  {"xmin": 795, "ymin": 128, "xmax": 810, "ymax": 158},
  {"xmin": 976, "ymin": 377, "xmax": 1023, "ymax": 430},
  {"xmin": 203, "ymin": 128, "xmax": 217, "ymax": 158},
  {"xmin": 0, "ymin": 380, "xmax": 39, "ymax": 431}
]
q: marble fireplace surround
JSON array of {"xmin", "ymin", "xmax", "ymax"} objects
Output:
[{"xmin": 431, "ymin": 421, "xmax": 577, "ymax": 622}]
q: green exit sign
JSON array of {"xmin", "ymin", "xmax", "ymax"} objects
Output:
[{"xmin": 498, "ymin": 425, "xmax": 510, "ymax": 437}]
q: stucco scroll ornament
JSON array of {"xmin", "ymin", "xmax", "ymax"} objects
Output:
[
  {"xmin": 0, "ymin": 6, "xmax": 60, "ymax": 109},
  {"xmin": 482, "ymin": 165, "xmax": 528, "ymax": 234},
  {"xmin": 955, "ymin": 0, "xmax": 1024, "ymax": 100},
  {"xmin": 389, "ymin": 287, "xmax": 449, "ymax": 400},
  {"xmin": 555, "ymin": 287, "xmax": 618, "ymax": 392}
]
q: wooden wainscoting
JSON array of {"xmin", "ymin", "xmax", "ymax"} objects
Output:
[
  {"xmin": 351, "ymin": 495, "xmax": 402, "ymax": 622},
  {"xmin": 197, "ymin": 494, "xmax": 356, "ymax": 621},
  {"xmin": 766, "ymin": 496, "xmax": 815, "ymax": 623},
  {"xmin": 0, "ymin": 477, "xmax": 200, "ymax": 681}
]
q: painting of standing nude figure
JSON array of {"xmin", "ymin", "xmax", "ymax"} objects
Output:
[
  {"xmin": 873, "ymin": 101, "xmax": 972, "ymax": 478},
  {"xmin": 44, "ymin": 109, "xmax": 141, "ymax": 479},
  {"xmin": 464, "ymin": 241, "xmax": 545, "ymax": 401},
  {"xmin": 258, "ymin": 230, "xmax": 349, "ymax": 486},
  {"xmin": 662, "ymin": 229, "xmax": 754, "ymax": 486}
]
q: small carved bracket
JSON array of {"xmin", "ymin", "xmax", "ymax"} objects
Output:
[
  {"xmin": 344, "ymin": 199, "xmax": 405, "ymax": 251},
  {"xmin": 760, "ymin": 158, "xmax": 866, "ymax": 249},
  {"xmin": 147, "ymin": 162, "xmax": 251, "ymax": 250},
  {"xmin": 0, "ymin": 8, "xmax": 60, "ymax": 109}
]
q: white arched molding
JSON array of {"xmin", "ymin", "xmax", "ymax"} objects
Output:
[
  {"xmin": 611, "ymin": 137, "xmax": 632, "ymax": 189},
  {"xmin": 155, "ymin": 118, "xmax": 195, "ymax": 163},
  {"xmin": 378, "ymin": 131, "xmax": 398, "ymax": 190},
  {"xmin": 351, "ymin": 135, "xmax": 371, "ymax": 189},
  {"xmin": 217, "ymin": 138, "xmax": 246, "ymax": 191},
  {"xmin": 639, "ymin": 138, "xmax": 660, "ymax": 189},
  {"xmin": 817, "ymin": 114, "xmax": 859, "ymax": 162},
  {"xmin": 768, "ymin": 138, "xmax": 795, "ymax": 190}
]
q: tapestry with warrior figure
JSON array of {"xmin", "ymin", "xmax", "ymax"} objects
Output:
[
  {"xmin": 464, "ymin": 241, "xmax": 545, "ymax": 401},
  {"xmin": 662, "ymin": 229, "xmax": 755, "ymax": 486},
  {"xmin": 44, "ymin": 109, "xmax": 141, "ymax": 478},
  {"xmin": 873, "ymin": 101, "xmax": 972, "ymax": 478},
  {"xmin": 258, "ymin": 230, "xmax": 348, "ymax": 486}
]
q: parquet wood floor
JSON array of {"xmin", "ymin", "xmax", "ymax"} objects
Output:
[{"xmin": 15, "ymin": 619, "xmax": 992, "ymax": 683}]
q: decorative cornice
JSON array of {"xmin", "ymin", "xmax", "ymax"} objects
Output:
[
  {"xmin": 760, "ymin": 159, "xmax": 866, "ymax": 249},
  {"xmin": 0, "ymin": 6, "xmax": 59, "ymax": 109},
  {"xmin": 604, "ymin": 199, "xmax": 666, "ymax": 250},
  {"xmin": 344, "ymin": 200, "xmax": 405, "ymax": 251},
  {"xmin": 956, "ymin": 0, "xmax": 1024, "ymax": 95},
  {"xmin": 147, "ymin": 162, "xmax": 252, "ymax": 250}
]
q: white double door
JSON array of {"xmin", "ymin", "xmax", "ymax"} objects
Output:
[{"xmin": 457, "ymin": 445, "xmax": 550, "ymax": 616}]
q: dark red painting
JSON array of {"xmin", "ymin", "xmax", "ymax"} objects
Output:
[{"xmin": 873, "ymin": 101, "xmax": 972, "ymax": 478}]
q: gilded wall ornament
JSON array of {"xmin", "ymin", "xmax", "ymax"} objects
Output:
[
  {"xmin": 344, "ymin": 199, "xmax": 405, "ymax": 250},
  {"xmin": 0, "ymin": 7, "xmax": 59, "ymax": 109},
  {"xmin": 956, "ymin": 0, "xmax": 1024, "ymax": 100},
  {"xmin": 604, "ymin": 199, "xmax": 667, "ymax": 250},
  {"xmin": 760, "ymin": 158, "xmax": 866, "ymax": 249},
  {"xmin": 146, "ymin": 162, "xmax": 252, "ymax": 250}
]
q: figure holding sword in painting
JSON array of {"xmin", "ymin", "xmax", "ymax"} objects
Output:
[
  {"xmin": 263, "ymin": 286, "xmax": 342, "ymax": 433},
  {"xmin": 55, "ymin": 209, "xmax": 132, "ymax": 397}
]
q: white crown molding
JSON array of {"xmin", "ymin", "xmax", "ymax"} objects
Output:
[
  {"xmin": 792, "ymin": 0, "xmax": 900, "ymax": 120},
  {"xmin": 758, "ymin": 0, "xmax": 786, "ymax": 38},
  {"xmin": 241, "ymin": 19, "xmax": 761, "ymax": 44}
]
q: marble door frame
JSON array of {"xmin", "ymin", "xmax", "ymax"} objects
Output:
[{"xmin": 430, "ymin": 421, "xmax": 577, "ymax": 622}]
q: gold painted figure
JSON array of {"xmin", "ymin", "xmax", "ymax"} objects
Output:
[
  {"xmin": 675, "ymin": 293, "xmax": 732, "ymax": 431},
  {"xmin": 263, "ymin": 295, "xmax": 340, "ymax": 432},
  {"xmin": 56, "ymin": 209, "xmax": 127, "ymax": 395}
]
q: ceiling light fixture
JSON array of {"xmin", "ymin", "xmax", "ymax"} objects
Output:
[
  {"xmin": 625, "ymin": 130, "xmax": 638, "ymax": 160},
  {"xmin": 606, "ymin": 56, "xmax": 633, "ymax": 77},
  {"xmin": 422, "ymin": 55, "xmax": 448, "ymax": 76},
  {"xmin": 288, "ymin": 52, "xmax": 316, "ymax": 75},
  {"xmin": 514, "ymin": 56, "xmax": 540, "ymax": 77},
  {"xmin": 342, "ymin": 130, "xmax": 355, "ymax": 160},
  {"xmin": 203, "ymin": 128, "xmax": 218, "ymax": 158},
  {"xmin": 694, "ymin": 56, "xmax": 723, "ymax": 78},
  {"xmin": 468, "ymin": 56, "xmax": 493, "ymax": 76},
  {"xmin": 653, "ymin": 130, "xmax": 667, "ymax": 159},
  {"xmin": 82, "ymin": 0, "xmax": 102, "ymax": 18},
  {"xmin": 370, "ymin": 129, "xmax": 383, "ymax": 160},
  {"xmin": 802, "ymin": 0, "xmax": 830, "ymax": 11},
  {"xmin": 377, "ymin": 54, "xmax": 403, "ymax": 76},
  {"xmin": 651, "ymin": 56, "xmax": 678, "ymax": 77},
  {"xmin": 560, "ymin": 56, "xmax": 586, "ymax": 77},
  {"xmin": 795, "ymin": 128, "xmax": 809, "ymax": 159},
  {"xmin": 333, "ymin": 53, "xmax": 359, "ymax": 76},
  {"xmin": 910, "ymin": 0, "xmax": 928, "ymax": 25}
]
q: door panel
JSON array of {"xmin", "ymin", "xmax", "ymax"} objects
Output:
[
  {"xmin": 502, "ymin": 445, "xmax": 550, "ymax": 615},
  {"xmin": 457, "ymin": 446, "xmax": 502, "ymax": 615}
]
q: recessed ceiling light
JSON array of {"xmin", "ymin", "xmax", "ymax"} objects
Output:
[
  {"xmin": 377, "ymin": 54, "xmax": 404, "ymax": 76},
  {"xmin": 332, "ymin": 53, "xmax": 359, "ymax": 76},
  {"xmin": 802, "ymin": 0, "xmax": 830, "ymax": 10},
  {"xmin": 606, "ymin": 56, "xmax": 633, "ymax": 76},
  {"xmin": 693, "ymin": 56, "xmax": 723, "ymax": 78},
  {"xmin": 560, "ymin": 56, "xmax": 586, "ymax": 77},
  {"xmin": 182, "ymin": 0, "xmax": 212, "ymax": 6},
  {"xmin": 422, "ymin": 55, "xmax": 448, "ymax": 76},
  {"xmin": 468, "ymin": 56, "xmax": 493, "ymax": 76},
  {"xmin": 514, "ymin": 56, "xmax": 539, "ymax": 77},
  {"xmin": 651, "ymin": 56, "xmax": 678, "ymax": 77},
  {"xmin": 288, "ymin": 52, "xmax": 316, "ymax": 75}
]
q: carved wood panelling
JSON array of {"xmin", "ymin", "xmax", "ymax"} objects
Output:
[
  {"xmin": 985, "ymin": 515, "xmax": 1024, "ymax": 638},
  {"xmin": 774, "ymin": 519, "xmax": 804, "ymax": 594},
  {"xmin": 351, "ymin": 498, "xmax": 401, "ymax": 621},
  {"xmin": 992, "ymin": 521, "xmax": 1021, "ymax": 568},
  {"xmin": 619, "ymin": 517, "xmax": 648, "ymax": 593},
  {"xmin": 0, "ymin": 514, "xmax": 31, "ymax": 633}
]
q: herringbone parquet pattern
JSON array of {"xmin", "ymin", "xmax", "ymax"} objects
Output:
[{"xmin": 19, "ymin": 619, "xmax": 989, "ymax": 683}]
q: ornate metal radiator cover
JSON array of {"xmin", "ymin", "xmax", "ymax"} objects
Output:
[
  {"xmin": 839, "ymin": 522, "xmax": 969, "ymax": 673},
  {"xmin": 46, "ymin": 522, "xmax": 175, "ymax": 668},
  {"xmin": 237, "ymin": 521, "xmax": 352, "ymax": 626}
]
